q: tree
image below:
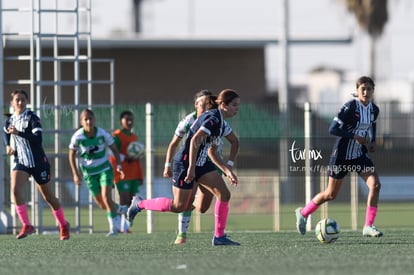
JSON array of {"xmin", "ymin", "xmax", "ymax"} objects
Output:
[{"xmin": 344, "ymin": 0, "xmax": 388, "ymax": 79}]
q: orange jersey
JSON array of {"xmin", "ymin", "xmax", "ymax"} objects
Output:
[{"xmin": 109, "ymin": 129, "xmax": 144, "ymax": 183}]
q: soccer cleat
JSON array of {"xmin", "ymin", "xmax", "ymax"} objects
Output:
[
  {"xmin": 126, "ymin": 195, "xmax": 143, "ymax": 226},
  {"xmin": 295, "ymin": 207, "xmax": 307, "ymax": 235},
  {"xmin": 16, "ymin": 225, "xmax": 36, "ymax": 239},
  {"xmin": 174, "ymin": 233, "xmax": 187, "ymax": 244},
  {"xmin": 106, "ymin": 230, "xmax": 118, "ymax": 237},
  {"xmin": 363, "ymin": 225, "xmax": 383, "ymax": 237},
  {"xmin": 212, "ymin": 235, "xmax": 240, "ymax": 246},
  {"xmin": 60, "ymin": 222, "xmax": 70, "ymax": 240}
]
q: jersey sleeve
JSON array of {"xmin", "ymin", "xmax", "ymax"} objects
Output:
[
  {"xmin": 328, "ymin": 101, "xmax": 354, "ymax": 138},
  {"xmin": 222, "ymin": 120, "xmax": 233, "ymax": 137},
  {"xmin": 174, "ymin": 112, "xmax": 195, "ymax": 137},
  {"xmin": 199, "ymin": 112, "xmax": 221, "ymax": 136}
]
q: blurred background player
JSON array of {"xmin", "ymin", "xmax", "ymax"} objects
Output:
[
  {"xmin": 68, "ymin": 109, "xmax": 125, "ymax": 236},
  {"xmin": 109, "ymin": 110, "xmax": 144, "ymax": 233},
  {"xmin": 295, "ymin": 76, "xmax": 383, "ymax": 237},
  {"xmin": 163, "ymin": 90, "xmax": 239, "ymax": 244},
  {"xmin": 4, "ymin": 89, "xmax": 70, "ymax": 240}
]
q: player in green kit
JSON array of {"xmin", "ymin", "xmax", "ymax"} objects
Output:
[{"xmin": 69, "ymin": 109, "xmax": 125, "ymax": 236}]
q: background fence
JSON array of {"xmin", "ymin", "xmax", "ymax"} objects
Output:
[{"xmin": 1, "ymin": 100, "xmax": 413, "ymax": 233}]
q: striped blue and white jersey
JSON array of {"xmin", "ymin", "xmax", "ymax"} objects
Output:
[
  {"xmin": 174, "ymin": 110, "xmax": 233, "ymax": 159},
  {"xmin": 3, "ymin": 109, "xmax": 48, "ymax": 168},
  {"xmin": 329, "ymin": 99, "xmax": 379, "ymax": 160},
  {"xmin": 174, "ymin": 108, "xmax": 227, "ymax": 167},
  {"xmin": 174, "ymin": 111, "xmax": 232, "ymax": 138},
  {"xmin": 69, "ymin": 127, "xmax": 115, "ymax": 175}
]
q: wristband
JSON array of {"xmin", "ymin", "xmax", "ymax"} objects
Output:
[
  {"xmin": 227, "ymin": 160, "xmax": 234, "ymax": 167},
  {"xmin": 116, "ymin": 164, "xmax": 122, "ymax": 171},
  {"xmin": 164, "ymin": 162, "xmax": 172, "ymax": 168}
]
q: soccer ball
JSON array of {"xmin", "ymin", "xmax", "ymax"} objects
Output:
[
  {"xmin": 126, "ymin": 141, "xmax": 145, "ymax": 159},
  {"xmin": 315, "ymin": 218, "xmax": 340, "ymax": 243}
]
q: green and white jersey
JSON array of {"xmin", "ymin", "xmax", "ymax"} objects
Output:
[{"xmin": 69, "ymin": 127, "xmax": 114, "ymax": 175}]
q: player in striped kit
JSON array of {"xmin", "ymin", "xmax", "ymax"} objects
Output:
[
  {"xmin": 295, "ymin": 76, "xmax": 383, "ymax": 237},
  {"xmin": 4, "ymin": 89, "xmax": 70, "ymax": 240},
  {"xmin": 163, "ymin": 90, "xmax": 239, "ymax": 244},
  {"xmin": 127, "ymin": 89, "xmax": 241, "ymax": 245}
]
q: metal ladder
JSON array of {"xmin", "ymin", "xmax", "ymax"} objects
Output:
[{"xmin": 0, "ymin": 0, "xmax": 115, "ymax": 235}]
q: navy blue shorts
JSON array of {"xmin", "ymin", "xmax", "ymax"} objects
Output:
[
  {"xmin": 13, "ymin": 163, "xmax": 51, "ymax": 185},
  {"xmin": 172, "ymin": 160, "xmax": 217, "ymax": 190},
  {"xmin": 328, "ymin": 154, "xmax": 375, "ymax": 179}
]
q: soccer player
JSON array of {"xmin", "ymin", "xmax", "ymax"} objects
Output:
[
  {"xmin": 295, "ymin": 76, "xmax": 383, "ymax": 237},
  {"xmin": 4, "ymin": 89, "xmax": 70, "ymax": 240},
  {"xmin": 68, "ymin": 108, "xmax": 125, "ymax": 236},
  {"xmin": 163, "ymin": 90, "xmax": 239, "ymax": 244},
  {"xmin": 109, "ymin": 110, "xmax": 144, "ymax": 233},
  {"xmin": 127, "ymin": 89, "xmax": 241, "ymax": 245}
]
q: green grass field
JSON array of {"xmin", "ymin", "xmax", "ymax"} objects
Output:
[
  {"xmin": 0, "ymin": 230, "xmax": 414, "ymax": 275},
  {"xmin": 1, "ymin": 202, "xmax": 414, "ymax": 275}
]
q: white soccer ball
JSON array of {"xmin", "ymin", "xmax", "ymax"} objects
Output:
[
  {"xmin": 126, "ymin": 141, "xmax": 145, "ymax": 159},
  {"xmin": 315, "ymin": 218, "xmax": 340, "ymax": 244}
]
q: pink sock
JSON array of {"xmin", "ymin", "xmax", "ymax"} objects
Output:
[
  {"xmin": 15, "ymin": 204, "xmax": 31, "ymax": 226},
  {"xmin": 139, "ymin": 197, "xmax": 172, "ymax": 212},
  {"xmin": 365, "ymin": 206, "xmax": 378, "ymax": 226},
  {"xmin": 301, "ymin": 200, "xmax": 319, "ymax": 218},
  {"xmin": 52, "ymin": 207, "xmax": 67, "ymax": 227},
  {"xmin": 214, "ymin": 201, "xmax": 229, "ymax": 238}
]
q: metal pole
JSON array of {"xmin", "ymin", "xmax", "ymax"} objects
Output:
[
  {"xmin": 278, "ymin": 0, "xmax": 291, "ymax": 203},
  {"xmin": 304, "ymin": 102, "xmax": 312, "ymax": 230},
  {"xmin": 350, "ymin": 173, "xmax": 358, "ymax": 230},
  {"xmin": 145, "ymin": 103, "xmax": 154, "ymax": 233}
]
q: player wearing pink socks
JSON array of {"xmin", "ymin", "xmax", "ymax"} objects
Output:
[
  {"xmin": 127, "ymin": 89, "xmax": 241, "ymax": 245},
  {"xmin": 5, "ymin": 89, "xmax": 70, "ymax": 240},
  {"xmin": 295, "ymin": 76, "xmax": 383, "ymax": 237}
]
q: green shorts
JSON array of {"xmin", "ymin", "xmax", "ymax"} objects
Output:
[
  {"xmin": 115, "ymin": 179, "xmax": 142, "ymax": 194},
  {"xmin": 83, "ymin": 168, "xmax": 114, "ymax": 197}
]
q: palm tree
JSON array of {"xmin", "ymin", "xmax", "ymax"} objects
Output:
[{"xmin": 344, "ymin": 0, "xmax": 388, "ymax": 79}]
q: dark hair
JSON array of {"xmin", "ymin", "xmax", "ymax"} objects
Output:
[
  {"xmin": 193, "ymin": 89, "xmax": 212, "ymax": 101},
  {"xmin": 120, "ymin": 110, "xmax": 134, "ymax": 120},
  {"xmin": 10, "ymin": 89, "xmax": 29, "ymax": 101},
  {"xmin": 205, "ymin": 95, "xmax": 218, "ymax": 110},
  {"xmin": 356, "ymin": 76, "xmax": 375, "ymax": 89},
  {"xmin": 216, "ymin": 89, "xmax": 240, "ymax": 105},
  {"xmin": 80, "ymin": 108, "xmax": 95, "ymax": 119}
]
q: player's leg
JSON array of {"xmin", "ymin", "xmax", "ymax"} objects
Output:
[
  {"xmin": 11, "ymin": 169, "xmax": 36, "ymax": 239},
  {"xmin": 360, "ymin": 169, "xmax": 383, "ymax": 237},
  {"xmin": 197, "ymin": 171, "xmax": 240, "ymax": 246},
  {"xmin": 195, "ymin": 184, "xmax": 214, "ymax": 213},
  {"xmin": 296, "ymin": 176, "xmax": 343, "ymax": 235},
  {"xmin": 174, "ymin": 184, "xmax": 198, "ymax": 244},
  {"xmin": 37, "ymin": 182, "xmax": 70, "ymax": 240},
  {"xmin": 100, "ymin": 169, "xmax": 121, "ymax": 236}
]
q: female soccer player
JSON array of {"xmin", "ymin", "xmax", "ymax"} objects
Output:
[
  {"xmin": 295, "ymin": 76, "xmax": 383, "ymax": 237},
  {"xmin": 127, "ymin": 89, "xmax": 241, "ymax": 245},
  {"xmin": 4, "ymin": 89, "xmax": 70, "ymax": 240},
  {"xmin": 68, "ymin": 109, "xmax": 124, "ymax": 236},
  {"xmin": 163, "ymin": 90, "xmax": 239, "ymax": 244},
  {"xmin": 109, "ymin": 110, "xmax": 144, "ymax": 233}
]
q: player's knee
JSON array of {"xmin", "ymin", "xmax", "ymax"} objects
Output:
[
  {"xmin": 325, "ymin": 192, "xmax": 337, "ymax": 201},
  {"xmin": 373, "ymin": 181, "xmax": 381, "ymax": 192},
  {"xmin": 219, "ymin": 190, "xmax": 231, "ymax": 202}
]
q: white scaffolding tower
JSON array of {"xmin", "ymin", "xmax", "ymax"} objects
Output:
[{"xmin": 0, "ymin": 0, "xmax": 115, "ymax": 235}]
